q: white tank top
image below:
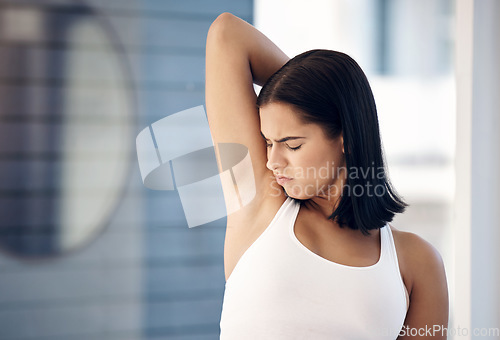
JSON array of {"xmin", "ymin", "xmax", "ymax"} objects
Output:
[{"xmin": 220, "ymin": 197, "xmax": 409, "ymax": 339}]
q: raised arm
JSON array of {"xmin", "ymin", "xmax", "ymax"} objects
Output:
[{"xmin": 205, "ymin": 13, "xmax": 289, "ymax": 214}]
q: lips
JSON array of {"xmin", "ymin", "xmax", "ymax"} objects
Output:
[{"xmin": 275, "ymin": 174, "xmax": 292, "ymax": 186}]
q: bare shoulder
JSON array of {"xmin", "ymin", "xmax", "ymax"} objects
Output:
[
  {"xmin": 389, "ymin": 224, "xmax": 444, "ymax": 260},
  {"xmin": 389, "ymin": 224, "xmax": 446, "ymax": 295}
]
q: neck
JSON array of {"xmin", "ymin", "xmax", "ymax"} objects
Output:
[{"xmin": 303, "ymin": 168, "xmax": 347, "ymax": 221}]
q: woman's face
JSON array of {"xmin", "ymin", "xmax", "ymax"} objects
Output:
[{"xmin": 259, "ymin": 102, "xmax": 346, "ymax": 200}]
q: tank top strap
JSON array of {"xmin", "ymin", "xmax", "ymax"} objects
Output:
[
  {"xmin": 378, "ymin": 224, "xmax": 390, "ymax": 265},
  {"xmin": 383, "ymin": 224, "xmax": 399, "ymax": 268},
  {"xmin": 383, "ymin": 223, "xmax": 410, "ymax": 310},
  {"xmin": 270, "ymin": 196, "xmax": 301, "ymax": 231}
]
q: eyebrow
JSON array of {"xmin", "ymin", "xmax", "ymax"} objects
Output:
[{"xmin": 260, "ymin": 131, "xmax": 305, "ymax": 143}]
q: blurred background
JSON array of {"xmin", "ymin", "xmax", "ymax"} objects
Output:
[{"xmin": 0, "ymin": 0, "xmax": 497, "ymax": 339}]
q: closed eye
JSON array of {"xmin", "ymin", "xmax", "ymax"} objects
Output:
[
  {"xmin": 287, "ymin": 144, "xmax": 302, "ymax": 151},
  {"xmin": 266, "ymin": 142, "xmax": 302, "ymax": 151}
]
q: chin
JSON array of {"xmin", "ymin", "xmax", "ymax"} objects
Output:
[
  {"xmin": 285, "ymin": 180, "xmax": 337, "ymax": 200},
  {"xmin": 284, "ymin": 184, "xmax": 315, "ymax": 200}
]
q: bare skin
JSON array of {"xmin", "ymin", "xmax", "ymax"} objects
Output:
[{"xmin": 206, "ymin": 12, "xmax": 448, "ymax": 339}]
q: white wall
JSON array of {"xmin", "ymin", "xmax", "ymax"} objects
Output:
[{"xmin": 454, "ymin": 0, "xmax": 500, "ymax": 338}]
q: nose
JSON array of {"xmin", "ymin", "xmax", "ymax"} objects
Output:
[{"xmin": 266, "ymin": 145, "xmax": 286, "ymax": 172}]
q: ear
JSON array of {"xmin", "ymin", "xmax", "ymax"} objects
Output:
[{"xmin": 340, "ymin": 134, "xmax": 344, "ymax": 154}]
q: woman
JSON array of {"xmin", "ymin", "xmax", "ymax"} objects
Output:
[{"xmin": 206, "ymin": 12, "xmax": 448, "ymax": 339}]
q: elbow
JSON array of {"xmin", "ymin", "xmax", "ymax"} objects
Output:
[
  {"xmin": 207, "ymin": 12, "xmax": 237, "ymax": 47},
  {"xmin": 210, "ymin": 12, "xmax": 237, "ymax": 31}
]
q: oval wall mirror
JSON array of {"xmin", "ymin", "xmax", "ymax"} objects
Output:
[{"xmin": 0, "ymin": 3, "xmax": 136, "ymax": 259}]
